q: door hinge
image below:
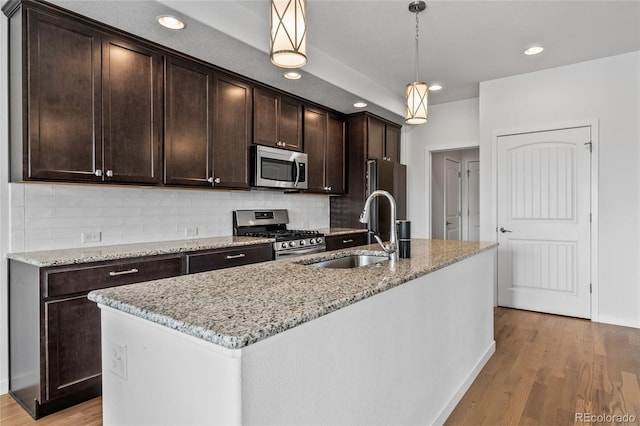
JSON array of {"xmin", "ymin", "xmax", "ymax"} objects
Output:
[
  {"xmin": 589, "ymin": 213, "xmax": 592, "ymax": 223},
  {"xmin": 458, "ymin": 171, "xmax": 461, "ymax": 178},
  {"xmin": 589, "ymin": 283, "xmax": 592, "ymax": 294},
  {"xmin": 584, "ymin": 141, "xmax": 593, "ymax": 153},
  {"xmin": 467, "ymin": 170, "xmax": 470, "ymax": 177}
]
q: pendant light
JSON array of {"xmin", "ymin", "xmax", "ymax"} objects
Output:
[
  {"xmin": 270, "ymin": 0, "xmax": 307, "ymax": 69},
  {"xmin": 405, "ymin": 1, "xmax": 428, "ymax": 125}
]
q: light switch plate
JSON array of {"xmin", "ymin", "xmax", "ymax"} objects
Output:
[{"xmin": 81, "ymin": 231, "xmax": 101, "ymax": 243}]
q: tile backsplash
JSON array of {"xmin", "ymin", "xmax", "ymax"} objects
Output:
[{"xmin": 10, "ymin": 183, "xmax": 330, "ymax": 252}]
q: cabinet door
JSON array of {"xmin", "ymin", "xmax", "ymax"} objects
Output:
[
  {"xmin": 326, "ymin": 114, "xmax": 346, "ymax": 194},
  {"xmin": 367, "ymin": 118, "xmax": 385, "ymax": 161},
  {"xmin": 45, "ymin": 295, "xmax": 101, "ymax": 401},
  {"xmin": 165, "ymin": 57, "xmax": 212, "ymax": 186},
  {"xmin": 304, "ymin": 107, "xmax": 327, "ymax": 192},
  {"xmin": 279, "ymin": 96, "xmax": 303, "ymax": 151},
  {"xmin": 385, "ymin": 125, "xmax": 401, "ymax": 163},
  {"xmin": 102, "ymin": 37, "xmax": 163, "ymax": 184},
  {"xmin": 212, "ymin": 73, "xmax": 252, "ymax": 188},
  {"xmin": 253, "ymin": 88, "xmax": 279, "ymax": 147},
  {"xmin": 26, "ymin": 9, "xmax": 102, "ymax": 182}
]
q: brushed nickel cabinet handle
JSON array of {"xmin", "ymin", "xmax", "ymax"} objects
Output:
[
  {"xmin": 225, "ymin": 253, "xmax": 246, "ymax": 260},
  {"xmin": 94, "ymin": 169, "xmax": 103, "ymax": 177},
  {"xmin": 109, "ymin": 268, "xmax": 139, "ymax": 277},
  {"xmin": 106, "ymin": 170, "xmax": 113, "ymax": 177},
  {"xmin": 342, "ymin": 239, "xmax": 354, "ymax": 244}
]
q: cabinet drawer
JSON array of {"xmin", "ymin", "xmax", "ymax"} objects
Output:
[
  {"xmin": 186, "ymin": 244, "xmax": 273, "ymax": 274},
  {"xmin": 325, "ymin": 233, "xmax": 368, "ymax": 251},
  {"xmin": 44, "ymin": 255, "xmax": 183, "ymax": 298}
]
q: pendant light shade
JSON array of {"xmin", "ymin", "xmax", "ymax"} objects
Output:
[
  {"xmin": 405, "ymin": 1, "xmax": 428, "ymax": 125},
  {"xmin": 405, "ymin": 81, "xmax": 428, "ymax": 124},
  {"xmin": 270, "ymin": 0, "xmax": 307, "ymax": 69}
]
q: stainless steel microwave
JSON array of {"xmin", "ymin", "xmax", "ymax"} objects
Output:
[{"xmin": 251, "ymin": 145, "xmax": 308, "ymax": 190}]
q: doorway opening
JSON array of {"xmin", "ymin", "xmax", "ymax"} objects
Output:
[{"xmin": 429, "ymin": 147, "xmax": 479, "ymax": 241}]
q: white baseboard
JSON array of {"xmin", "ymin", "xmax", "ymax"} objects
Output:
[
  {"xmin": 596, "ymin": 315, "xmax": 640, "ymax": 329},
  {"xmin": 0, "ymin": 379, "xmax": 8, "ymax": 395},
  {"xmin": 432, "ymin": 340, "xmax": 497, "ymax": 426}
]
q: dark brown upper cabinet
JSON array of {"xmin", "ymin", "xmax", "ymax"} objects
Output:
[
  {"xmin": 15, "ymin": 5, "xmax": 163, "ymax": 184},
  {"xmin": 304, "ymin": 107, "xmax": 345, "ymax": 194},
  {"xmin": 254, "ymin": 87, "xmax": 303, "ymax": 152},
  {"xmin": 165, "ymin": 56, "xmax": 252, "ymax": 189},
  {"xmin": 23, "ymin": 8, "xmax": 103, "ymax": 182},
  {"xmin": 367, "ymin": 115, "xmax": 401, "ymax": 163},
  {"xmin": 102, "ymin": 36, "xmax": 163, "ymax": 184}
]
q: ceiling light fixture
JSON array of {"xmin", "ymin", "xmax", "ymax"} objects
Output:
[
  {"xmin": 157, "ymin": 15, "xmax": 185, "ymax": 30},
  {"xmin": 524, "ymin": 46, "xmax": 544, "ymax": 56},
  {"xmin": 284, "ymin": 71, "xmax": 302, "ymax": 80},
  {"xmin": 270, "ymin": 0, "xmax": 307, "ymax": 69},
  {"xmin": 354, "ymin": 102, "xmax": 368, "ymax": 108},
  {"xmin": 429, "ymin": 84, "xmax": 442, "ymax": 91},
  {"xmin": 405, "ymin": 1, "xmax": 428, "ymax": 125}
]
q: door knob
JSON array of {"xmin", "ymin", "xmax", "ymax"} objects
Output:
[{"xmin": 499, "ymin": 227, "xmax": 512, "ymax": 233}]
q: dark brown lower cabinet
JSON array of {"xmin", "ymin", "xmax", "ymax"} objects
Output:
[
  {"xmin": 9, "ymin": 254, "xmax": 183, "ymax": 419},
  {"xmin": 9, "ymin": 243, "xmax": 275, "ymax": 419},
  {"xmin": 325, "ymin": 233, "xmax": 368, "ymax": 251},
  {"xmin": 186, "ymin": 244, "xmax": 273, "ymax": 274}
]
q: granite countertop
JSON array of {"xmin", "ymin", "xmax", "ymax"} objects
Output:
[
  {"xmin": 319, "ymin": 228, "xmax": 367, "ymax": 236},
  {"xmin": 89, "ymin": 239, "xmax": 497, "ymax": 350},
  {"xmin": 7, "ymin": 236, "xmax": 274, "ymax": 267}
]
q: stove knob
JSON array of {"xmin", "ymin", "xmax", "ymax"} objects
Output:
[
  {"xmin": 309, "ymin": 238, "xmax": 315, "ymax": 244},
  {"xmin": 316, "ymin": 237, "xmax": 323, "ymax": 244},
  {"xmin": 281, "ymin": 242, "xmax": 288, "ymax": 249},
  {"xmin": 288, "ymin": 241, "xmax": 296, "ymax": 247},
  {"xmin": 300, "ymin": 240, "xmax": 306, "ymax": 246}
]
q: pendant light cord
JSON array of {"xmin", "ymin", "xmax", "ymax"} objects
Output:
[{"xmin": 414, "ymin": 9, "xmax": 420, "ymax": 82}]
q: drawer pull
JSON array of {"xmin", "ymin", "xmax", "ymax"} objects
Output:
[
  {"xmin": 109, "ymin": 268, "xmax": 139, "ymax": 277},
  {"xmin": 225, "ymin": 253, "xmax": 246, "ymax": 260},
  {"xmin": 342, "ymin": 239, "xmax": 354, "ymax": 244}
]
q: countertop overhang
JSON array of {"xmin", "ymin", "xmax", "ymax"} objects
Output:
[{"xmin": 88, "ymin": 239, "xmax": 497, "ymax": 350}]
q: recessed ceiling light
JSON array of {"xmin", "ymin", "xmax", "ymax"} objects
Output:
[
  {"xmin": 284, "ymin": 71, "xmax": 302, "ymax": 80},
  {"xmin": 354, "ymin": 102, "xmax": 368, "ymax": 108},
  {"xmin": 157, "ymin": 15, "xmax": 185, "ymax": 30},
  {"xmin": 524, "ymin": 46, "xmax": 544, "ymax": 56},
  {"xmin": 429, "ymin": 84, "xmax": 443, "ymax": 91}
]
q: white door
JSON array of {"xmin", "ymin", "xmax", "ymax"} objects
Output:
[
  {"xmin": 467, "ymin": 161, "xmax": 480, "ymax": 241},
  {"xmin": 444, "ymin": 158, "xmax": 461, "ymax": 240},
  {"xmin": 497, "ymin": 126, "xmax": 591, "ymax": 318}
]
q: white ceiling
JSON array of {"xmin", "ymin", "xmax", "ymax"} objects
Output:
[{"xmin": 50, "ymin": 0, "xmax": 640, "ymax": 123}]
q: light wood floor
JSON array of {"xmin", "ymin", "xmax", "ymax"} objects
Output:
[
  {"xmin": 0, "ymin": 307, "xmax": 639, "ymax": 425},
  {"xmin": 447, "ymin": 307, "xmax": 640, "ymax": 425}
]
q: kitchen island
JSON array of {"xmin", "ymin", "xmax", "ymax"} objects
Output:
[{"xmin": 89, "ymin": 239, "xmax": 497, "ymax": 425}]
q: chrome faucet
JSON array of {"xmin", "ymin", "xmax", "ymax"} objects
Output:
[{"xmin": 359, "ymin": 190, "xmax": 398, "ymax": 262}]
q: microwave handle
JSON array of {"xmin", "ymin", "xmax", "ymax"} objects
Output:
[{"xmin": 293, "ymin": 159, "xmax": 300, "ymax": 187}]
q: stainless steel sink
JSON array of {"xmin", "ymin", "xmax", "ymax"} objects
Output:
[{"xmin": 308, "ymin": 254, "xmax": 389, "ymax": 269}]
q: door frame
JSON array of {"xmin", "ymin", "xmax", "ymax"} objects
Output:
[
  {"xmin": 425, "ymin": 143, "xmax": 479, "ymax": 239},
  {"xmin": 492, "ymin": 119, "xmax": 599, "ymax": 321},
  {"xmin": 465, "ymin": 160, "xmax": 480, "ymax": 241}
]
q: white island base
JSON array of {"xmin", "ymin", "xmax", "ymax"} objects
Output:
[{"xmin": 98, "ymin": 250, "xmax": 495, "ymax": 425}]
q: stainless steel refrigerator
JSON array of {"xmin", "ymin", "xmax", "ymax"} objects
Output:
[{"xmin": 365, "ymin": 160, "xmax": 407, "ymax": 243}]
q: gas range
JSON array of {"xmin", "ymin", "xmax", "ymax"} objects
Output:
[{"xmin": 233, "ymin": 209, "xmax": 326, "ymax": 259}]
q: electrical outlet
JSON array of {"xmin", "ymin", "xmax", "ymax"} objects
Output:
[
  {"xmin": 185, "ymin": 226, "xmax": 198, "ymax": 237},
  {"xmin": 81, "ymin": 231, "xmax": 101, "ymax": 243},
  {"xmin": 109, "ymin": 341, "xmax": 127, "ymax": 380}
]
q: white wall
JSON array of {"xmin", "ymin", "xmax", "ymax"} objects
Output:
[
  {"xmin": 405, "ymin": 98, "xmax": 480, "ymax": 238},
  {"xmin": 479, "ymin": 51, "xmax": 640, "ymax": 328}
]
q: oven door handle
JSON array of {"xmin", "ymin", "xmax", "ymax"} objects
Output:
[
  {"xmin": 276, "ymin": 246, "xmax": 325, "ymax": 259},
  {"xmin": 293, "ymin": 159, "xmax": 300, "ymax": 187}
]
